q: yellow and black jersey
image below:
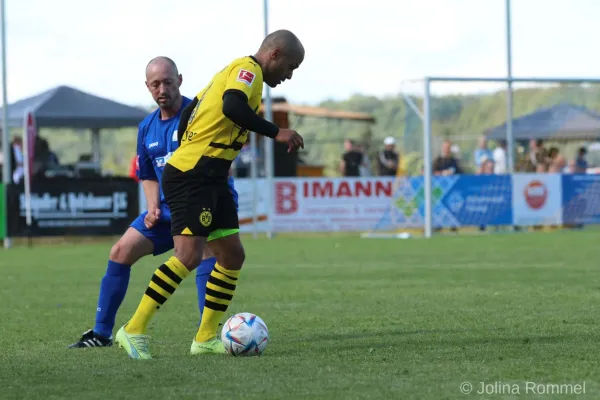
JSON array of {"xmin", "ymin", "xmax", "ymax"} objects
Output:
[{"xmin": 168, "ymin": 56, "xmax": 264, "ymax": 179}]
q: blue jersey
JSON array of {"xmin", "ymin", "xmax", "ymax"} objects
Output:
[{"xmin": 136, "ymin": 97, "xmax": 193, "ymax": 203}]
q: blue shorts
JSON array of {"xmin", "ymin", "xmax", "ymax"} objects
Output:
[{"xmin": 131, "ymin": 177, "xmax": 239, "ymax": 256}]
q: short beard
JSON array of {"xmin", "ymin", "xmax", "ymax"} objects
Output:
[{"xmin": 156, "ymin": 98, "xmax": 175, "ymax": 109}]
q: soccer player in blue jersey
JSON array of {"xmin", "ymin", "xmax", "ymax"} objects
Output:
[{"xmin": 68, "ymin": 57, "xmax": 238, "ymax": 348}]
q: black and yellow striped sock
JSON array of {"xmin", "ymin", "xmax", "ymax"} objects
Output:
[
  {"xmin": 125, "ymin": 256, "xmax": 190, "ymax": 335},
  {"xmin": 195, "ymin": 263, "xmax": 241, "ymax": 343}
]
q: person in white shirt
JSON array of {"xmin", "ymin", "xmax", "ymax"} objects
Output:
[{"xmin": 492, "ymin": 139, "xmax": 507, "ymax": 174}]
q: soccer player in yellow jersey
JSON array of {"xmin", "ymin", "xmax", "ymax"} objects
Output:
[{"xmin": 115, "ymin": 30, "xmax": 305, "ymax": 359}]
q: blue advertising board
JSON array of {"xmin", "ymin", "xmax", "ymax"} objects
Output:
[
  {"xmin": 438, "ymin": 175, "xmax": 513, "ymax": 227},
  {"xmin": 389, "ymin": 175, "xmax": 513, "ymax": 228},
  {"xmin": 562, "ymin": 174, "xmax": 600, "ymax": 224}
]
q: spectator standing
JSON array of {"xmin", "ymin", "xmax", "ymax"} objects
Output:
[
  {"xmin": 574, "ymin": 147, "xmax": 588, "ymax": 173},
  {"xmin": 548, "ymin": 147, "xmax": 566, "ymax": 173},
  {"xmin": 522, "ymin": 139, "xmax": 548, "ymax": 172},
  {"xmin": 377, "ymin": 136, "xmax": 399, "ymax": 176},
  {"xmin": 433, "ymin": 140, "xmax": 462, "ymax": 176},
  {"xmin": 339, "ymin": 139, "xmax": 363, "ymax": 177}
]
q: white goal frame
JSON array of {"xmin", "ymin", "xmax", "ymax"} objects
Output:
[{"xmin": 418, "ymin": 76, "xmax": 600, "ymax": 238}]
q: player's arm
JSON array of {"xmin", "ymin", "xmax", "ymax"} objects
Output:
[
  {"xmin": 222, "ymin": 92, "xmax": 278, "ymax": 137},
  {"xmin": 136, "ymin": 125, "xmax": 161, "ymax": 221},
  {"xmin": 222, "ymin": 65, "xmax": 303, "ymax": 151},
  {"xmin": 222, "ymin": 92, "xmax": 303, "ymax": 152},
  {"xmin": 141, "ymin": 181, "xmax": 160, "ymax": 212}
]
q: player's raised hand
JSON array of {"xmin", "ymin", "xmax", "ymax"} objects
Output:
[{"xmin": 275, "ymin": 129, "xmax": 304, "ymax": 153}]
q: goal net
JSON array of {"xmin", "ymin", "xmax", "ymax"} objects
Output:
[{"xmin": 363, "ymin": 77, "xmax": 600, "ymax": 239}]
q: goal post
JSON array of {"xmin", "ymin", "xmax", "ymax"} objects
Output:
[{"xmin": 363, "ymin": 76, "xmax": 600, "ymax": 239}]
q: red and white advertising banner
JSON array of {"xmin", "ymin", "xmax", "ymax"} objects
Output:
[
  {"xmin": 271, "ymin": 177, "xmax": 394, "ymax": 232},
  {"xmin": 511, "ymin": 173, "xmax": 563, "ymax": 226},
  {"xmin": 235, "ymin": 177, "xmax": 396, "ymax": 233}
]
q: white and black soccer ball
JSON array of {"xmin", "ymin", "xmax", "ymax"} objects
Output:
[{"xmin": 221, "ymin": 312, "xmax": 269, "ymax": 356}]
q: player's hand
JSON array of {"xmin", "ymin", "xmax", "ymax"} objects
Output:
[
  {"xmin": 275, "ymin": 129, "xmax": 304, "ymax": 153},
  {"xmin": 144, "ymin": 207, "xmax": 161, "ymax": 229}
]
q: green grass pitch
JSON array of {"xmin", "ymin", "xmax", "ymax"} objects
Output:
[{"xmin": 0, "ymin": 231, "xmax": 598, "ymax": 399}]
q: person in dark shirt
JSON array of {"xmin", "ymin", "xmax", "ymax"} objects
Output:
[
  {"xmin": 433, "ymin": 140, "xmax": 462, "ymax": 175},
  {"xmin": 339, "ymin": 139, "xmax": 363, "ymax": 177},
  {"xmin": 378, "ymin": 136, "xmax": 399, "ymax": 176},
  {"xmin": 432, "ymin": 140, "xmax": 462, "ymax": 233},
  {"xmin": 574, "ymin": 147, "xmax": 588, "ymax": 173}
]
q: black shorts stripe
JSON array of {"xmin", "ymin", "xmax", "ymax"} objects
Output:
[
  {"xmin": 151, "ymin": 274, "xmax": 176, "ymax": 294},
  {"xmin": 208, "ymin": 275, "xmax": 236, "ymax": 291},
  {"xmin": 206, "ymin": 287, "xmax": 233, "ymax": 301},
  {"xmin": 204, "ymin": 299, "xmax": 228, "ymax": 312},
  {"xmin": 158, "ymin": 264, "xmax": 182, "ymax": 284},
  {"xmin": 145, "ymin": 287, "xmax": 167, "ymax": 305}
]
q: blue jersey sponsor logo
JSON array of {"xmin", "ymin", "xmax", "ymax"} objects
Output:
[{"xmin": 155, "ymin": 152, "xmax": 173, "ymax": 168}]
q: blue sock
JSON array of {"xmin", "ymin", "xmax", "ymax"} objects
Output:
[
  {"xmin": 93, "ymin": 261, "xmax": 131, "ymax": 338},
  {"xmin": 196, "ymin": 257, "xmax": 216, "ymax": 325}
]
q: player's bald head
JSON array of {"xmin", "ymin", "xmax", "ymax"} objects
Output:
[
  {"xmin": 256, "ymin": 30, "xmax": 304, "ymax": 88},
  {"xmin": 146, "ymin": 56, "xmax": 179, "ymax": 79},
  {"xmin": 259, "ymin": 30, "xmax": 304, "ymax": 59},
  {"xmin": 145, "ymin": 56, "xmax": 182, "ymax": 110}
]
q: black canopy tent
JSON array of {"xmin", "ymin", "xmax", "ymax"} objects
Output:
[
  {"xmin": 486, "ymin": 103, "xmax": 600, "ymax": 142},
  {"xmin": 0, "ymin": 85, "xmax": 148, "ymax": 165}
]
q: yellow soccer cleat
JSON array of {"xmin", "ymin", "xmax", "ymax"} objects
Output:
[
  {"xmin": 115, "ymin": 325, "xmax": 152, "ymax": 360},
  {"xmin": 190, "ymin": 337, "xmax": 228, "ymax": 355}
]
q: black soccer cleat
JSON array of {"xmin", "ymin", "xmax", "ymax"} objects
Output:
[{"xmin": 67, "ymin": 329, "xmax": 113, "ymax": 348}]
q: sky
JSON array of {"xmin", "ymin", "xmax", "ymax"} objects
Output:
[{"xmin": 5, "ymin": 0, "xmax": 600, "ymax": 107}]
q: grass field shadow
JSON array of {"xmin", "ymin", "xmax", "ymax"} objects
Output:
[
  {"xmin": 291, "ymin": 326, "xmax": 509, "ymax": 343},
  {"xmin": 284, "ymin": 327, "xmax": 591, "ymax": 355}
]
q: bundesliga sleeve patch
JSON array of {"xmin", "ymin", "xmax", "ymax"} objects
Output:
[
  {"xmin": 236, "ymin": 69, "xmax": 255, "ymax": 87},
  {"xmin": 135, "ymin": 155, "xmax": 139, "ymax": 170}
]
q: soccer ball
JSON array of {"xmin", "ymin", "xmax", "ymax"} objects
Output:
[{"xmin": 221, "ymin": 312, "xmax": 269, "ymax": 356}]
